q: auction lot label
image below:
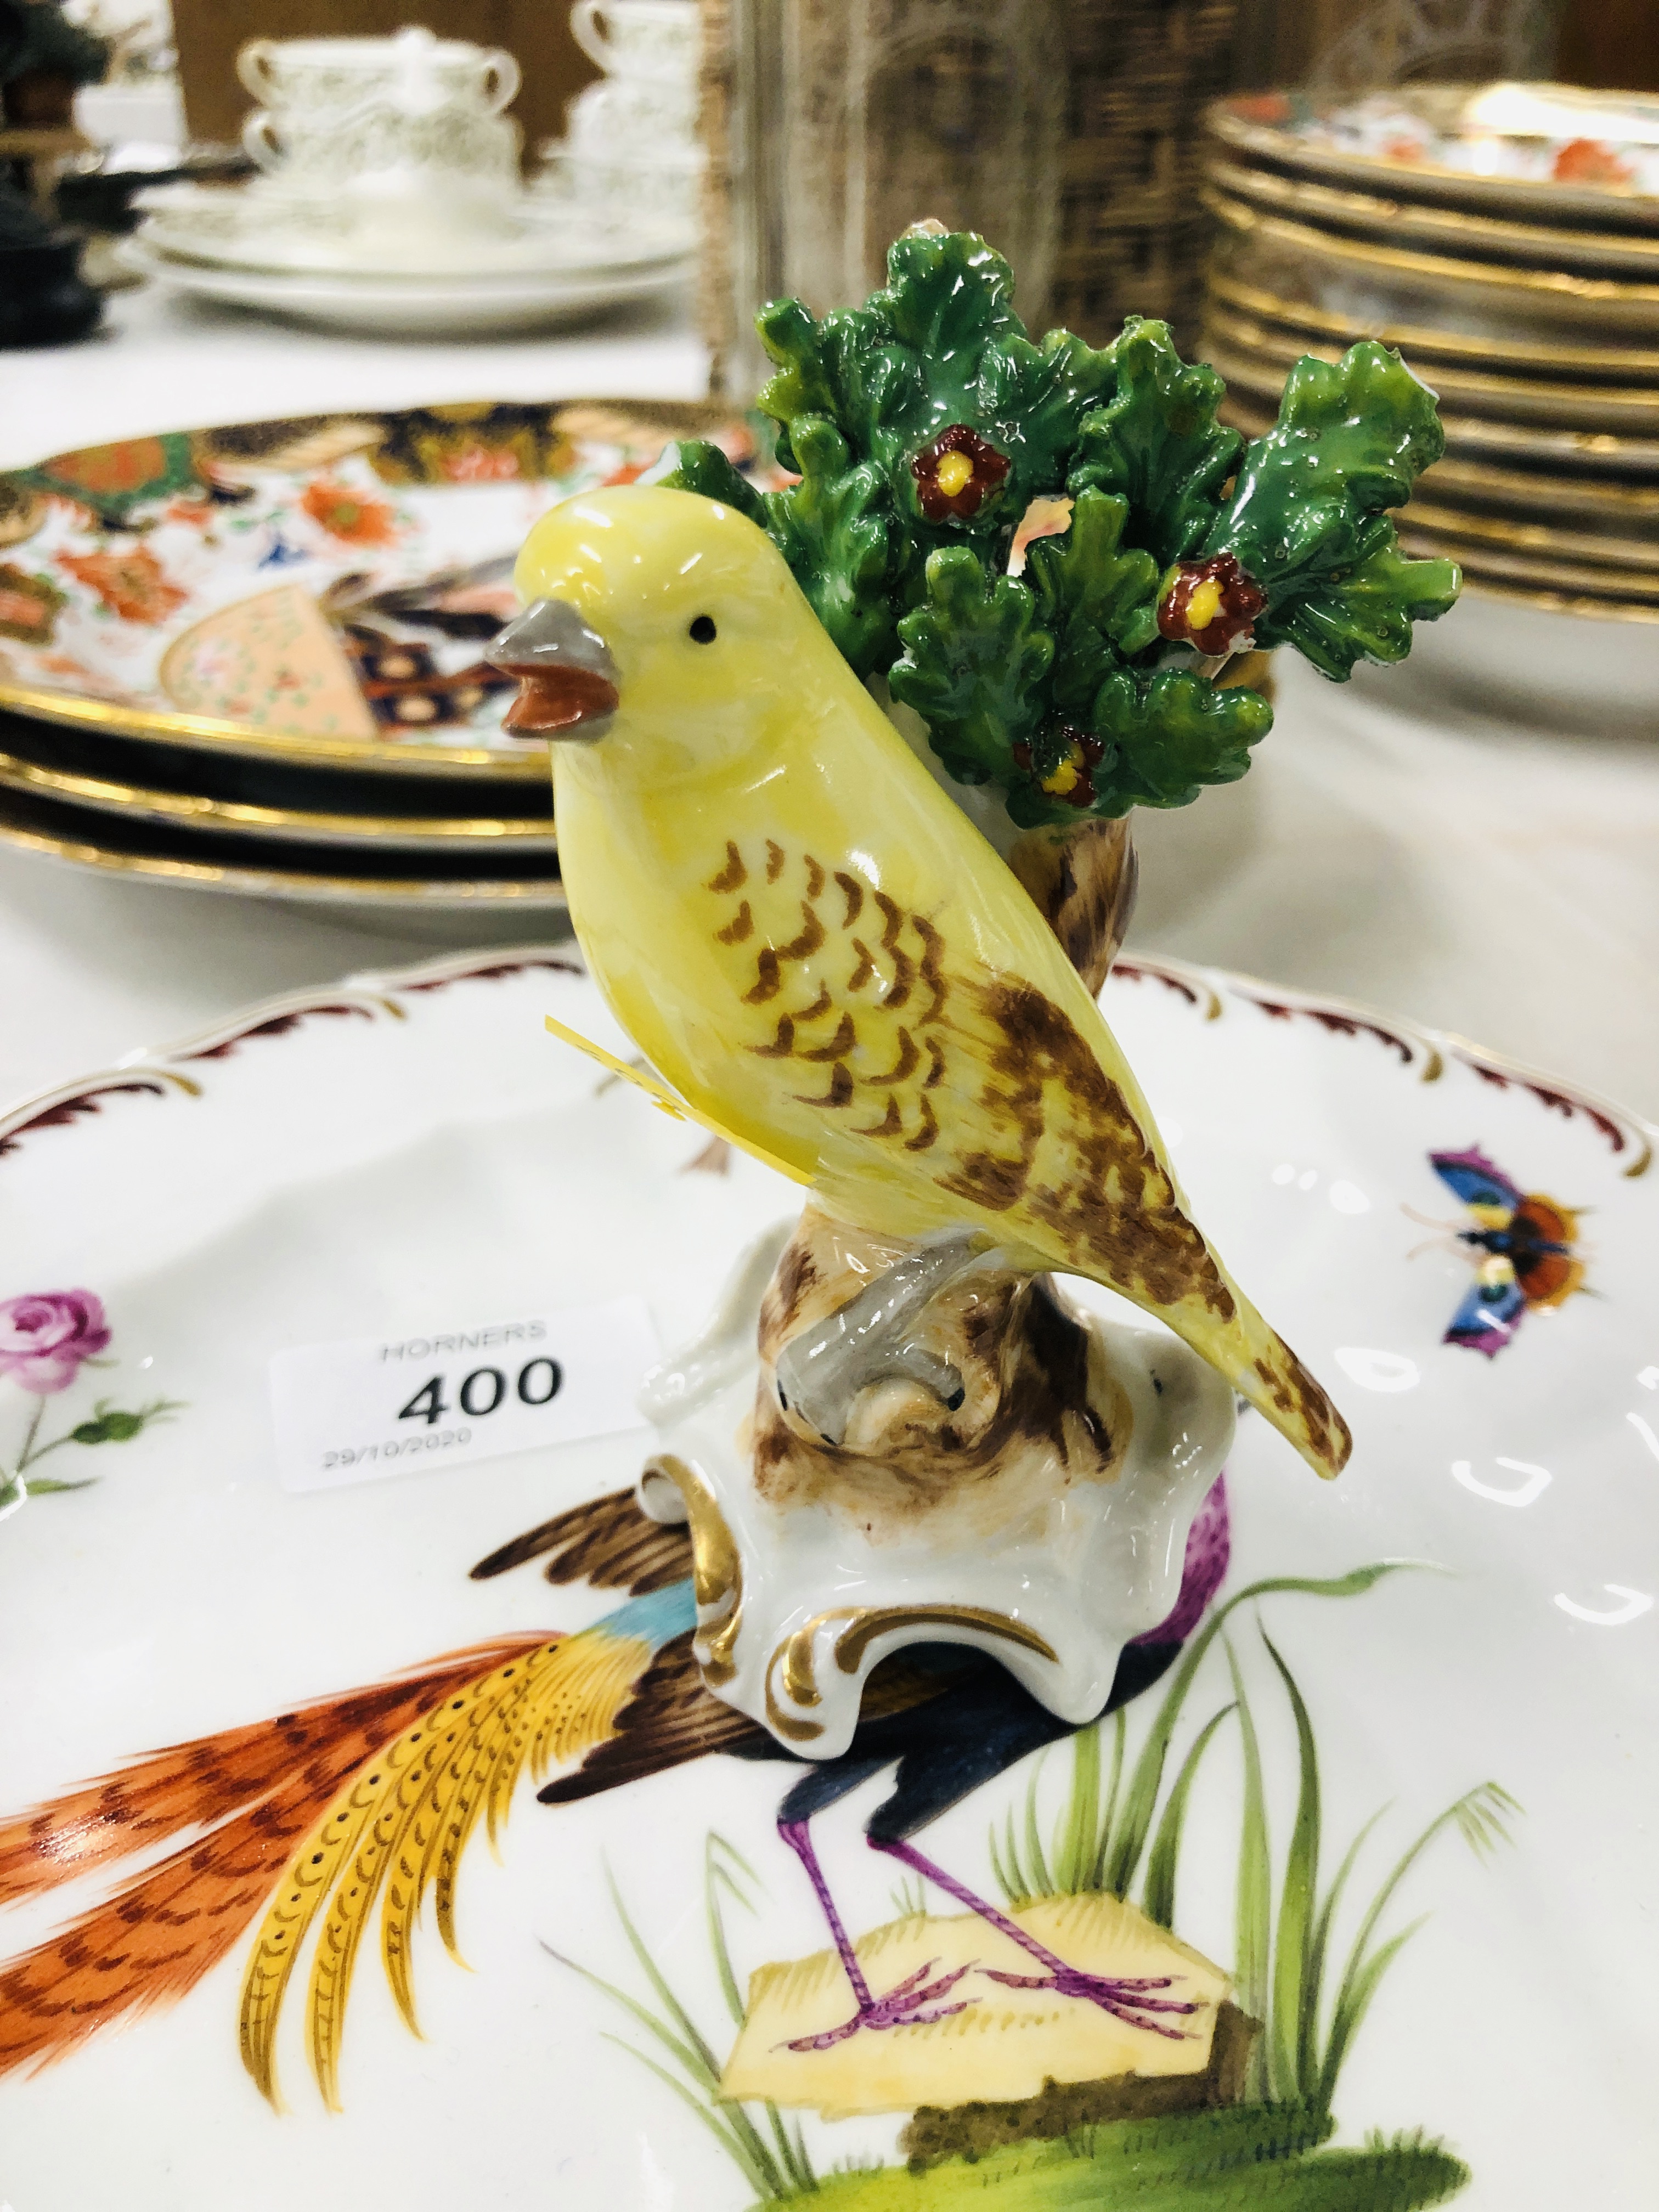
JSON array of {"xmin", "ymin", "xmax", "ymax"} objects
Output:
[{"xmin": 269, "ymin": 1300, "xmax": 659, "ymax": 1493}]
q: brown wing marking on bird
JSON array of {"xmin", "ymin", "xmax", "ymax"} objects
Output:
[
  {"xmin": 935, "ymin": 975, "xmax": 1234, "ymax": 1318},
  {"xmin": 538, "ymin": 1635, "xmax": 975, "ymax": 1807},
  {"xmin": 906, "ymin": 1095, "xmax": 940, "ymax": 1150},
  {"xmin": 1251, "ymin": 1352, "xmax": 1353, "ymax": 1483},
  {"xmin": 799, "ymin": 1013, "xmax": 856, "ymax": 1063},
  {"xmin": 855, "ymin": 1094, "xmax": 904, "ymax": 1139},
  {"xmin": 536, "ymin": 1630, "xmax": 766, "ymax": 1800},
  {"xmin": 935, "ymin": 978, "xmax": 1350, "ymax": 1476},
  {"xmin": 709, "ymin": 843, "xmax": 956, "ymax": 1150},
  {"xmin": 469, "ymin": 1484, "xmax": 692, "ymax": 1593},
  {"xmin": 702, "ymin": 847, "xmax": 1346, "ymax": 1478},
  {"xmin": 707, "ymin": 840, "xmax": 747, "ymax": 894}
]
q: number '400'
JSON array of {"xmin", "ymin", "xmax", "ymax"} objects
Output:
[{"xmin": 398, "ymin": 1359, "xmax": 562, "ymax": 1426}]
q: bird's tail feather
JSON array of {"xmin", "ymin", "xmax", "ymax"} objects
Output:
[
  {"xmin": 0, "ymin": 1637, "xmax": 543, "ymax": 2084},
  {"xmin": 239, "ymin": 1612, "xmax": 667, "ymax": 2109},
  {"xmin": 0, "ymin": 1589, "xmax": 692, "ymax": 2108}
]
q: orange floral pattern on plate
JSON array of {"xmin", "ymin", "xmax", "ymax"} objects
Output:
[
  {"xmin": 58, "ymin": 546, "xmax": 187, "ymax": 626},
  {"xmin": 300, "ymin": 477, "xmax": 401, "ymax": 547}
]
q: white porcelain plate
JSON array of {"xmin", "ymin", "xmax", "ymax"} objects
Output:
[
  {"xmin": 120, "ymin": 236, "xmax": 693, "ymax": 336},
  {"xmin": 0, "ymin": 949, "xmax": 1654, "ymax": 2211}
]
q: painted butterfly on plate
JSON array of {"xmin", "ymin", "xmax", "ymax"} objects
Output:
[{"xmin": 1429, "ymin": 1146, "xmax": 1585, "ymax": 1358}]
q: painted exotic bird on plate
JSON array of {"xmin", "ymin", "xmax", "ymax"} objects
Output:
[
  {"xmin": 487, "ymin": 486, "xmax": 1348, "ymax": 1482},
  {"xmin": 0, "ymin": 1478, "xmax": 1231, "ymax": 2105}
]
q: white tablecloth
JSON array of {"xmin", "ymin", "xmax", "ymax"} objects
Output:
[{"xmin": 3, "ymin": 283, "xmax": 1657, "ymax": 1121}]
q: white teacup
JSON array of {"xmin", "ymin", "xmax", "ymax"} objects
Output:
[
  {"xmin": 242, "ymin": 99, "xmax": 522, "ymax": 208},
  {"xmin": 238, "ymin": 25, "xmax": 524, "ymax": 217},
  {"xmin": 552, "ymin": 138, "xmax": 704, "ymax": 229},
  {"xmin": 566, "ymin": 74, "xmax": 696, "ymax": 151},
  {"xmin": 569, "ymin": 1, "xmax": 698, "ymax": 88},
  {"xmin": 238, "ymin": 26, "xmax": 520, "ymax": 118}
]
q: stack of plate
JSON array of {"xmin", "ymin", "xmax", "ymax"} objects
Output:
[
  {"xmin": 1200, "ymin": 82, "xmax": 1659, "ymax": 641},
  {"xmin": 122, "ymin": 184, "xmax": 692, "ymax": 337},
  {"xmin": 0, "ymin": 397, "xmax": 758, "ymax": 920}
]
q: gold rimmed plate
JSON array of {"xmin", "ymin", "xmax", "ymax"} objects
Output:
[
  {"xmin": 1201, "ymin": 306, "xmax": 1659, "ymax": 433},
  {"xmin": 0, "ymin": 778, "xmax": 568, "ymax": 911},
  {"xmin": 0, "ymin": 710, "xmax": 557, "ymax": 851},
  {"xmin": 1205, "ymin": 189, "xmax": 1659, "ymax": 334},
  {"xmin": 0, "ymin": 398, "xmax": 755, "ymax": 780},
  {"xmin": 1221, "ymin": 388, "xmax": 1659, "ymax": 478},
  {"xmin": 1399, "ymin": 498, "xmax": 1659, "ymax": 575},
  {"xmin": 1396, "ymin": 524, "xmax": 1659, "ymax": 605},
  {"xmin": 1444, "ymin": 569, "xmax": 1659, "ymax": 623},
  {"xmin": 1205, "ymin": 268, "xmax": 1659, "ymax": 380},
  {"xmin": 1207, "ymin": 154, "xmax": 1659, "ymax": 279},
  {"xmin": 1209, "ymin": 86, "xmax": 1659, "ymax": 231},
  {"xmin": 1411, "ymin": 449, "xmax": 1659, "ymax": 525}
]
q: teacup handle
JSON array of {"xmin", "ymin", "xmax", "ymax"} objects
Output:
[
  {"xmin": 240, "ymin": 108, "xmax": 285, "ymax": 171},
  {"xmin": 236, "ymin": 38, "xmax": 280, "ymax": 101},
  {"xmin": 480, "ymin": 48, "xmax": 522, "ymax": 112},
  {"xmin": 570, "ymin": 1, "xmax": 616, "ymax": 73}
]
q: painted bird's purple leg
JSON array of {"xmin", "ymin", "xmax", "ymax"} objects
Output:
[
  {"xmin": 870, "ymin": 1835, "xmax": 1199, "ymax": 2039},
  {"xmin": 776, "ymin": 1819, "xmax": 975, "ymax": 2051}
]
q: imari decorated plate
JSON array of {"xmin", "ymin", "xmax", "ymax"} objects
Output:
[
  {"xmin": 0, "ymin": 400, "xmax": 756, "ymax": 780},
  {"xmin": 1, "ymin": 949, "xmax": 1654, "ymax": 2210}
]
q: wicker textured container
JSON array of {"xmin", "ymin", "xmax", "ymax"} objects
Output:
[
  {"xmin": 701, "ymin": 0, "xmax": 1240, "ymax": 394},
  {"xmin": 1050, "ymin": 0, "xmax": 1239, "ymax": 346}
]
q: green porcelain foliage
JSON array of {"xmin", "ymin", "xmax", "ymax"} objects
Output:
[
  {"xmin": 890, "ymin": 548, "xmax": 1051, "ymax": 786},
  {"xmin": 1086, "ymin": 667, "xmax": 1272, "ymax": 817},
  {"xmin": 766, "ymin": 419, "xmax": 895, "ymax": 676},
  {"xmin": 1261, "ymin": 518, "xmax": 1463, "ymax": 681},
  {"xmin": 756, "ymin": 231, "xmax": 1118, "ymax": 534},
  {"xmin": 1025, "ymin": 487, "xmax": 1161, "ymax": 719},
  {"xmin": 667, "ymin": 437, "xmax": 769, "ymax": 527},
  {"xmin": 668, "ymin": 229, "xmax": 1459, "ymax": 823},
  {"xmin": 1208, "ymin": 344, "xmax": 1460, "ymax": 679},
  {"xmin": 1068, "ymin": 319, "xmax": 1243, "ymax": 568}
]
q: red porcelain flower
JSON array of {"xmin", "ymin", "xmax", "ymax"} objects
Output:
[
  {"xmin": 1012, "ymin": 724, "xmax": 1105, "ymax": 810},
  {"xmin": 911, "ymin": 425, "xmax": 1011, "ymax": 522},
  {"xmin": 1156, "ymin": 553, "xmax": 1267, "ymax": 656}
]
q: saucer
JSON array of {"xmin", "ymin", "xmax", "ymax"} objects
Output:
[
  {"xmin": 133, "ymin": 179, "xmax": 696, "ymax": 277},
  {"xmin": 119, "ymin": 235, "xmax": 693, "ymax": 335},
  {"xmin": 0, "ymin": 949, "xmax": 1652, "ymax": 2209}
]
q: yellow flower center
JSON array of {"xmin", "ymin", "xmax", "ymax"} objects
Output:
[
  {"xmin": 1040, "ymin": 755, "xmax": 1080, "ymax": 795},
  {"xmin": 935, "ymin": 451, "xmax": 975, "ymax": 498},
  {"xmin": 1185, "ymin": 578, "xmax": 1224, "ymax": 631}
]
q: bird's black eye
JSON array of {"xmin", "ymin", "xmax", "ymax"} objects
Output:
[{"xmin": 689, "ymin": 614, "xmax": 718, "ymax": 644}]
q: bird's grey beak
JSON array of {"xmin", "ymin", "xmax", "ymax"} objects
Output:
[{"xmin": 486, "ymin": 598, "xmax": 619, "ymax": 738}]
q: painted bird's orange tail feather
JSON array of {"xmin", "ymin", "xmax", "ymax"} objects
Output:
[{"xmin": 0, "ymin": 1635, "xmax": 547, "ymax": 2081}]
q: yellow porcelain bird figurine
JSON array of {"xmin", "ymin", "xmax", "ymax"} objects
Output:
[{"xmin": 492, "ymin": 485, "xmax": 1348, "ymax": 1480}]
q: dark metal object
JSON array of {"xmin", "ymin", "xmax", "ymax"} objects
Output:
[{"xmin": 0, "ymin": 177, "xmax": 99, "ymax": 346}]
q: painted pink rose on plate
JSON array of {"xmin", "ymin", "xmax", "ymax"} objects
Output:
[{"xmin": 0, "ymin": 1290, "xmax": 112, "ymax": 1393}]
